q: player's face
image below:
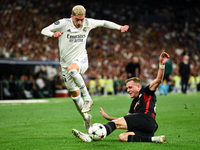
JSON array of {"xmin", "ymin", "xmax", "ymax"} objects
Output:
[
  {"xmin": 126, "ymin": 81, "xmax": 140, "ymax": 98},
  {"xmin": 71, "ymin": 15, "xmax": 85, "ymax": 28}
]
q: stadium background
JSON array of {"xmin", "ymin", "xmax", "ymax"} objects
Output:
[{"xmin": 0, "ymin": 0, "xmax": 200, "ymax": 99}]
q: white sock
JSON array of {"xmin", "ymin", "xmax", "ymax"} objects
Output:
[
  {"xmin": 69, "ymin": 69, "xmax": 91, "ymax": 101},
  {"xmin": 72, "ymin": 95, "xmax": 89, "ymax": 121},
  {"xmin": 151, "ymin": 137, "xmax": 155, "ymax": 142}
]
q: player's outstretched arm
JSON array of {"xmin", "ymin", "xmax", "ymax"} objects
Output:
[
  {"xmin": 41, "ymin": 19, "xmax": 64, "ymax": 37},
  {"xmin": 41, "ymin": 27, "xmax": 64, "ymax": 38},
  {"xmin": 149, "ymin": 52, "xmax": 170, "ymax": 91},
  {"xmin": 100, "ymin": 107, "xmax": 118, "ymax": 121}
]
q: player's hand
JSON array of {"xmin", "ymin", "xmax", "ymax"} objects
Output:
[
  {"xmin": 120, "ymin": 25, "xmax": 129, "ymax": 32},
  {"xmin": 159, "ymin": 52, "xmax": 170, "ymax": 65},
  {"xmin": 100, "ymin": 107, "xmax": 109, "ymax": 120},
  {"xmin": 52, "ymin": 32, "xmax": 64, "ymax": 38}
]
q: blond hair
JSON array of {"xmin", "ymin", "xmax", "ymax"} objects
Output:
[
  {"xmin": 72, "ymin": 5, "xmax": 86, "ymax": 16},
  {"xmin": 125, "ymin": 77, "xmax": 142, "ymax": 87}
]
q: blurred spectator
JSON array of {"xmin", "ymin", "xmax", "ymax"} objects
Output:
[
  {"xmin": 104, "ymin": 74, "xmax": 114, "ymax": 95},
  {"xmin": 16, "ymin": 74, "xmax": 26, "ymax": 95},
  {"xmin": 179, "ymin": 55, "xmax": 191, "ymax": 94},
  {"xmin": 188, "ymin": 70, "xmax": 200, "ymax": 92},
  {"xmin": 2, "ymin": 74, "xmax": 26, "ymax": 99},
  {"xmin": 52, "ymin": 74, "xmax": 66, "ymax": 97},
  {"xmin": 125, "ymin": 56, "xmax": 141, "ymax": 79},
  {"xmin": 35, "ymin": 73, "xmax": 46, "ymax": 92},
  {"xmin": 53, "ymin": 75, "xmax": 66, "ymax": 90},
  {"xmin": 23, "ymin": 75, "xmax": 42, "ymax": 98},
  {"xmin": 96, "ymin": 75, "xmax": 105, "ymax": 95},
  {"xmin": 114, "ymin": 74, "xmax": 126, "ymax": 95},
  {"xmin": 189, "ymin": 73, "xmax": 197, "ymax": 92},
  {"xmin": 171, "ymin": 71, "xmax": 181, "ymax": 93},
  {"xmin": 88, "ymin": 76, "xmax": 96, "ymax": 96},
  {"xmin": 196, "ymin": 72, "xmax": 200, "ymax": 91}
]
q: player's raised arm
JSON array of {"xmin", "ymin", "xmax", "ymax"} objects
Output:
[{"xmin": 149, "ymin": 52, "xmax": 170, "ymax": 91}]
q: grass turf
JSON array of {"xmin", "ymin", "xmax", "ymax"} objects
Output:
[{"xmin": 0, "ymin": 92, "xmax": 200, "ymax": 150}]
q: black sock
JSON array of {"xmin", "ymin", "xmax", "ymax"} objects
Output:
[
  {"xmin": 103, "ymin": 122, "xmax": 116, "ymax": 136},
  {"xmin": 128, "ymin": 135, "xmax": 151, "ymax": 142}
]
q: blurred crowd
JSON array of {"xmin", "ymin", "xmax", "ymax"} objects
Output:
[{"xmin": 0, "ymin": 0, "xmax": 200, "ymax": 99}]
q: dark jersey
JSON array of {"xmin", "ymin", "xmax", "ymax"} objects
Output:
[{"xmin": 128, "ymin": 85, "xmax": 157, "ymax": 119}]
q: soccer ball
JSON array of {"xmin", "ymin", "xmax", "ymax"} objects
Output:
[{"xmin": 88, "ymin": 123, "xmax": 107, "ymax": 140}]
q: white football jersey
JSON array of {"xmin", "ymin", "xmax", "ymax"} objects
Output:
[{"xmin": 41, "ymin": 18, "xmax": 121, "ymax": 68}]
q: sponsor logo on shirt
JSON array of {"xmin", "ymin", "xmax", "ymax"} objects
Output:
[{"xmin": 67, "ymin": 34, "xmax": 86, "ymax": 42}]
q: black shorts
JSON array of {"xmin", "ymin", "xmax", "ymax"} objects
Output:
[
  {"xmin": 124, "ymin": 113, "xmax": 158, "ymax": 137},
  {"xmin": 163, "ymin": 73, "xmax": 171, "ymax": 82}
]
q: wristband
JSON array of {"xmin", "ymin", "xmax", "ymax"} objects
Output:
[{"xmin": 159, "ymin": 64, "xmax": 165, "ymax": 69}]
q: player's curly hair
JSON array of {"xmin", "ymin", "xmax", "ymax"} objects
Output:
[{"xmin": 72, "ymin": 5, "xmax": 86, "ymax": 16}]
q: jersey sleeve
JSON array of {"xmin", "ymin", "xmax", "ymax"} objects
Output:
[
  {"xmin": 143, "ymin": 85, "xmax": 155, "ymax": 95},
  {"xmin": 41, "ymin": 19, "xmax": 66, "ymax": 37},
  {"xmin": 88, "ymin": 18, "xmax": 121, "ymax": 30}
]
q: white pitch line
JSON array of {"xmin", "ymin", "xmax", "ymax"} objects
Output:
[{"xmin": 0, "ymin": 99, "xmax": 49, "ymax": 103}]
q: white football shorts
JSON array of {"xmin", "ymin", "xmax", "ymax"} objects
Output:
[{"xmin": 62, "ymin": 56, "xmax": 88, "ymax": 92}]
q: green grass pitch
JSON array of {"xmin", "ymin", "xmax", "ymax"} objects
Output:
[{"xmin": 0, "ymin": 92, "xmax": 200, "ymax": 150}]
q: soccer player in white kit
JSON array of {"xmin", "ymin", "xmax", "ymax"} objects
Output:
[{"xmin": 41, "ymin": 5, "xmax": 129, "ymax": 132}]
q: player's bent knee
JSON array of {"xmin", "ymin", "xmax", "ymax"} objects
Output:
[
  {"xmin": 67, "ymin": 63, "xmax": 79, "ymax": 72},
  {"xmin": 70, "ymin": 90, "xmax": 80, "ymax": 97}
]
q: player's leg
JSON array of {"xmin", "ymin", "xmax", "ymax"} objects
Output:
[
  {"xmin": 122, "ymin": 114, "xmax": 166, "ymax": 143},
  {"xmin": 71, "ymin": 90, "xmax": 92, "ymax": 133},
  {"xmin": 72, "ymin": 129, "xmax": 92, "ymax": 142},
  {"xmin": 68, "ymin": 58, "xmax": 93, "ymax": 113},
  {"xmin": 72, "ymin": 117, "xmax": 127, "ymax": 143},
  {"xmin": 119, "ymin": 131, "xmax": 152, "ymax": 142},
  {"xmin": 103, "ymin": 115, "xmax": 151, "ymax": 137},
  {"xmin": 119, "ymin": 132, "xmax": 166, "ymax": 143},
  {"xmin": 103, "ymin": 117, "xmax": 127, "ymax": 137},
  {"xmin": 68, "ymin": 63, "xmax": 91, "ymax": 100},
  {"xmin": 62, "ymin": 68, "xmax": 92, "ymax": 132}
]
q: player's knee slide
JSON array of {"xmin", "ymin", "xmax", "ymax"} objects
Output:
[{"xmin": 68, "ymin": 69, "xmax": 79, "ymax": 77}]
